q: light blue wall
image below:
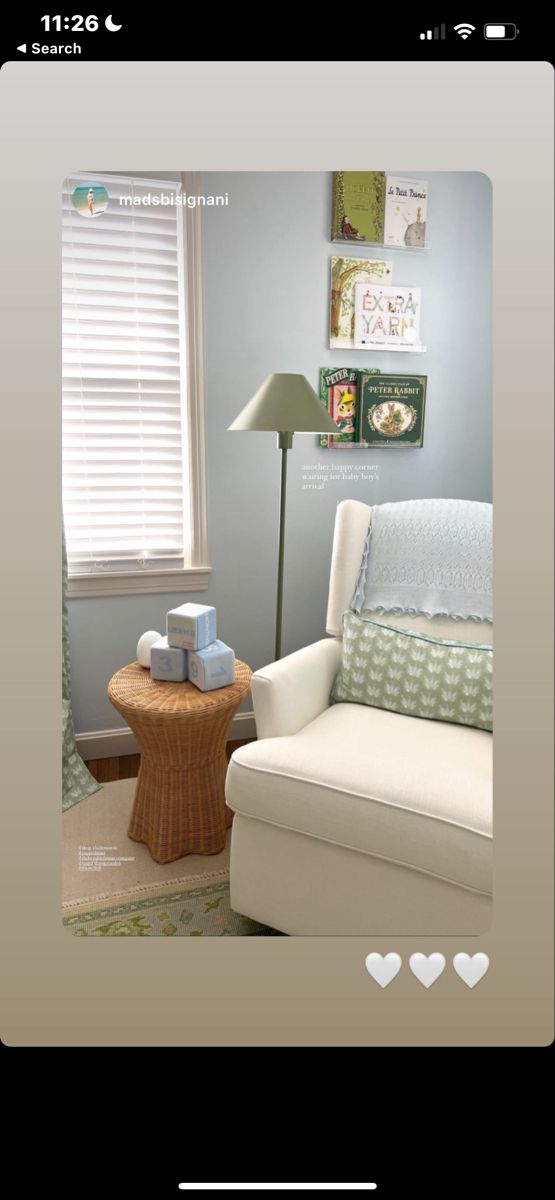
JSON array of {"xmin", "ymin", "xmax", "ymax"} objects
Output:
[{"xmin": 68, "ymin": 171, "xmax": 491, "ymax": 733}]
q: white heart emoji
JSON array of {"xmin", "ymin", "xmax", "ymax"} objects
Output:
[
  {"xmin": 365, "ymin": 952, "xmax": 402, "ymax": 988},
  {"xmin": 453, "ymin": 952, "xmax": 490, "ymax": 988},
  {"xmin": 409, "ymin": 952, "xmax": 446, "ymax": 988}
]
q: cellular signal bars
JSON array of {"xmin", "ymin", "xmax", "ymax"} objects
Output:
[{"xmin": 420, "ymin": 25, "xmax": 446, "ymax": 39}]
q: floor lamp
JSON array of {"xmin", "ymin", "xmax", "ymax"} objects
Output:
[{"xmin": 228, "ymin": 373, "xmax": 339, "ymax": 661}]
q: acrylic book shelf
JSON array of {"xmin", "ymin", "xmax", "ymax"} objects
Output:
[{"xmin": 331, "ymin": 171, "xmax": 430, "ymax": 251}]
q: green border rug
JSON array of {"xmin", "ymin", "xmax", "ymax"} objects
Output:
[{"xmin": 63, "ymin": 879, "xmax": 280, "ymax": 937}]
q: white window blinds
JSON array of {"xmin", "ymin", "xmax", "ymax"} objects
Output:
[{"xmin": 62, "ymin": 173, "xmax": 189, "ymax": 572}]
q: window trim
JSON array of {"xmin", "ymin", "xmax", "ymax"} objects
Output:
[
  {"xmin": 67, "ymin": 171, "xmax": 211, "ymax": 599},
  {"xmin": 68, "ymin": 565, "xmax": 212, "ymax": 598}
]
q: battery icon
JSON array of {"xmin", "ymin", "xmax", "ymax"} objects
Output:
[{"xmin": 484, "ymin": 23, "xmax": 519, "ymax": 38}]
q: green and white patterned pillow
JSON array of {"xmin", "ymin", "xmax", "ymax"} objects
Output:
[{"xmin": 331, "ymin": 612, "xmax": 493, "ymax": 731}]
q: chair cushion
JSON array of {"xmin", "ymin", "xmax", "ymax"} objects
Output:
[
  {"xmin": 226, "ymin": 702, "xmax": 492, "ymax": 894},
  {"xmin": 331, "ymin": 612, "xmax": 493, "ymax": 731}
]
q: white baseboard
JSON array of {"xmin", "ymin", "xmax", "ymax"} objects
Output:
[{"xmin": 76, "ymin": 710, "xmax": 257, "ymax": 760}]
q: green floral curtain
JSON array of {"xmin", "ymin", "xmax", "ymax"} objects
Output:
[{"xmin": 63, "ymin": 523, "xmax": 101, "ymax": 810}]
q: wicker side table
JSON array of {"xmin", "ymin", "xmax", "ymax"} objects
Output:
[{"xmin": 108, "ymin": 660, "xmax": 252, "ymax": 864}]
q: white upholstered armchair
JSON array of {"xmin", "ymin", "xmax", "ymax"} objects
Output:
[{"xmin": 225, "ymin": 499, "xmax": 492, "ymax": 935}]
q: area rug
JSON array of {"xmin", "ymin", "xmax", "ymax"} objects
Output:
[
  {"xmin": 63, "ymin": 778, "xmax": 234, "ymax": 904},
  {"xmin": 62, "ymin": 777, "xmax": 280, "ymax": 936},
  {"xmin": 63, "ymin": 878, "xmax": 279, "ymax": 937}
]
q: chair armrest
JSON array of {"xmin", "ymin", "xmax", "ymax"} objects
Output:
[{"xmin": 251, "ymin": 638, "xmax": 342, "ymax": 739}]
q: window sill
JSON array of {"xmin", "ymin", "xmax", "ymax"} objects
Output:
[{"xmin": 68, "ymin": 565, "xmax": 212, "ymax": 599}]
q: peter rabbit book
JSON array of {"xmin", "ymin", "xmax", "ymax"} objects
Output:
[
  {"xmin": 353, "ymin": 282, "xmax": 423, "ymax": 351},
  {"xmin": 356, "ymin": 373, "xmax": 427, "ymax": 447},
  {"xmin": 319, "ymin": 367, "xmax": 381, "ymax": 448},
  {"xmin": 330, "ymin": 256, "xmax": 392, "ymax": 349},
  {"xmin": 331, "ymin": 172, "xmax": 386, "ymax": 245},
  {"xmin": 384, "ymin": 176, "xmax": 428, "ymax": 248},
  {"xmin": 319, "ymin": 368, "xmax": 359, "ymax": 447}
]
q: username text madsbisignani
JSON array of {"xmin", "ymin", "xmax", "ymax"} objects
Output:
[{"xmin": 119, "ymin": 192, "xmax": 229, "ymax": 208}]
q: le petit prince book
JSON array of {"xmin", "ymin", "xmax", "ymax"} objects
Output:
[{"xmin": 384, "ymin": 175, "xmax": 428, "ymax": 248}]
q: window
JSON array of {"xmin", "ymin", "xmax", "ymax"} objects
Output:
[{"xmin": 62, "ymin": 172, "xmax": 209, "ymax": 597}]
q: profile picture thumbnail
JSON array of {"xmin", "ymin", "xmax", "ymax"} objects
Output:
[{"xmin": 71, "ymin": 182, "xmax": 109, "ymax": 218}]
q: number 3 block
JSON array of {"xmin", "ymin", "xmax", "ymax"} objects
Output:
[{"xmin": 150, "ymin": 636, "xmax": 188, "ymax": 682}]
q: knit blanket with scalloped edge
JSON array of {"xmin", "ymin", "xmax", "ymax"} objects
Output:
[{"xmin": 351, "ymin": 498, "xmax": 492, "ymax": 622}]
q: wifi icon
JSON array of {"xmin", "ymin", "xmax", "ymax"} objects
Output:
[{"xmin": 454, "ymin": 22, "xmax": 476, "ymax": 38}]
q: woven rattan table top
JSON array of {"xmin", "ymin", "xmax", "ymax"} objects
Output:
[{"xmin": 108, "ymin": 659, "xmax": 252, "ymax": 716}]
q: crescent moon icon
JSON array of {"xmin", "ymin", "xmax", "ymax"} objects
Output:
[{"xmin": 105, "ymin": 14, "xmax": 123, "ymax": 31}]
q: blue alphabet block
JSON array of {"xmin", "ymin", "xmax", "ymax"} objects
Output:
[
  {"xmin": 166, "ymin": 603, "xmax": 217, "ymax": 651},
  {"xmin": 188, "ymin": 640, "xmax": 235, "ymax": 692},
  {"xmin": 150, "ymin": 636, "xmax": 188, "ymax": 682}
]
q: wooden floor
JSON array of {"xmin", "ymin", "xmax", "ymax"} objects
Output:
[{"xmin": 85, "ymin": 739, "xmax": 255, "ymax": 783}]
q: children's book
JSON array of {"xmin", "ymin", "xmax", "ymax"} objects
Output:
[
  {"xmin": 319, "ymin": 368, "xmax": 358, "ymax": 447},
  {"xmin": 330, "ymin": 256, "xmax": 392, "ymax": 349},
  {"xmin": 356, "ymin": 373, "xmax": 427, "ymax": 447},
  {"xmin": 319, "ymin": 367, "xmax": 381, "ymax": 447},
  {"xmin": 384, "ymin": 176, "xmax": 428, "ymax": 248},
  {"xmin": 353, "ymin": 283, "xmax": 423, "ymax": 351},
  {"xmin": 331, "ymin": 172, "xmax": 386, "ymax": 245}
]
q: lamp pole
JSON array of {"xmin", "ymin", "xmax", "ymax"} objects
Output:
[
  {"xmin": 228, "ymin": 374, "xmax": 339, "ymax": 663},
  {"xmin": 275, "ymin": 431, "xmax": 293, "ymax": 660}
]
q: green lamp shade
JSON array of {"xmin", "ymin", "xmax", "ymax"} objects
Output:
[{"xmin": 228, "ymin": 373, "xmax": 339, "ymax": 434}]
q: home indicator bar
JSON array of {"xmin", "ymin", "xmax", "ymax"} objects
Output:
[{"xmin": 177, "ymin": 1187, "xmax": 378, "ymax": 1193}]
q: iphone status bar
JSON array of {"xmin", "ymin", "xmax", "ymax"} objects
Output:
[{"xmin": 4, "ymin": 15, "xmax": 534, "ymax": 63}]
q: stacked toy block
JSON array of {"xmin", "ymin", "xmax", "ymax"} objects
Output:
[{"xmin": 150, "ymin": 603, "xmax": 235, "ymax": 691}]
